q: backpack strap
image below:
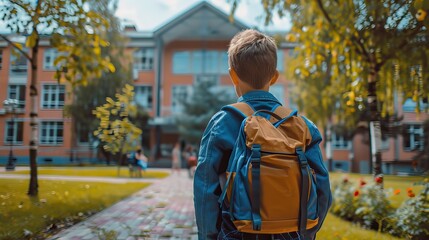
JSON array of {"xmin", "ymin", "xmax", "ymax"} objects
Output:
[
  {"xmin": 250, "ymin": 144, "xmax": 262, "ymax": 231},
  {"xmin": 273, "ymin": 105, "xmax": 293, "ymax": 119},
  {"xmin": 222, "ymin": 102, "xmax": 255, "ymax": 118},
  {"xmin": 296, "ymin": 146, "xmax": 310, "ymax": 238}
]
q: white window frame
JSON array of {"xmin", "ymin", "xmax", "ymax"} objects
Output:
[
  {"xmin": 172, "ymin": 85, "xmax": 192, "ymax": 113},
  {"xmin": 41, "ymin": 84, "xmax": 65, "ymax": 109},
  {"xmin": 4, "ymin": 120, "xmax": 24, "ymax": 144},
  {"xmin": 40, "ymin": 121, "xmax": 64, "ymax": 145},
  {"xmin": 133, "ymin": 48, "xmax": 154, "ymax": 71},
  {"xmin": 10, "ymin": 49, "xmax": 28, "ymax": 73},
  {"xmin": 134, "ymin": 85, "xmax": 153, "ymax": 109},
  {"xmin": 43, "ymin": 48, "xmax": 63, "ymax": 70},
  {"xmin": 332, "ymin": 132, "xmax": 351, "ymax": 149},
  {"xmin": 8, "ymin": 85, "xmax": 26, "ymax": 109},
  {"xmin": 404, "ymin": 124, "xmax": 424, "ymax": 151}
]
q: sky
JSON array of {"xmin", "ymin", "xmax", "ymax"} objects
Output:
[{"xmin": 115, "ymin": 0, "xmax": 291, "ymax": 31}]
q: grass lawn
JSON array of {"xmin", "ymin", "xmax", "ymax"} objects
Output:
[
  {"xmin": 0, "ymin": 179, "xmax": 150, "ymax": 239},
  {"xmin": 316, "ymin": 172, "xmax": 426, "ymax": 240},
  {"xmin": 4, "ymin": 166, "xmax": 169, "ymax": 179},
  {"xmin": 318, "ymin": 213, "xmax": 402, "ymax": 240}
]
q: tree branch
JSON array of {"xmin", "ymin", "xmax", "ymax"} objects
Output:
[
  {"xmin": 316, "ymin": 0, "xmax": 371, "ymax": 64},
  {"xmin": 0, "ymin": 34, "xmax": 31, "ymax": 61},
  {"xmin": 9, "ymin": 0, "xmax": 32, "ymax": 16},
  {"xmin": 376, "ymin": 24, "xmax": 424, "ymax": 70}
]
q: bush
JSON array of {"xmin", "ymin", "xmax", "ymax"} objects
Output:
[
  {"xmin": 331, "ymin": 177, "xmax": 360, "ymax": 221},
  {"xmin": 331, "ymin": 176, "xmax": 429, "ymax": 239},
  {"xmin": 390, "ymin": 179, "xmax": 429, "ymax": 240},
  {"xmin": 354, "ymin": 183, "xmax": 394, "ymax": 231}
]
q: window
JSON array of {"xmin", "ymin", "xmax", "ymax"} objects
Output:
[
  {"xmin": 277, "ymin": 50, "xmax": 284, "ymax": 72},
  {"xmin": 40, "ymin": 121, "xmax": 63, "ymax": 145},
  {"xmin": 195, "ymin": 75, "xmax": 218, "ymax": 86},
  {"xmin": 10, "ymin": 50, "xmax": 28, "ymax": 73},
  {"xmin": 402, "ymin": 98, "xmax": 428, "ymax": 112},
  {"xmin": 269, "ymin": 85, "xmax": 285, "ymax": 105},
  {"xmin": 173, "ymin": 50, "xmax": 230, "ymax": 74},
  {"xmin": 204, "ymin": 51, "xmax": 218, "ymax": 74},
  {"xmin": 404, "ymin": 124, "xmax": 424, "ymax": 151},
  {"xmin": 43, "ymin": 48, "xmax": 63, "ymax": 70},
  {"xmin": 5, "ymin": 120, "xmax": 24, "ymax": 144},
  {"xmin": 134, "ymin": 85, "xmax": 153, "ymax": 109},
  {"xmin": 133, "ymin": 48, "xmax": 154, "ymax": 70},
  {"xmin": 172, "ymin": 51, "xmax": 191, "ymax": 74},
  {"xmin": 332, "ymin": 132, "xmax": 351, "ymax": 149},
  {"xmin": 42, "ymin": 84, "xmax": 65, "ymax": 109},
  {"xmin": 287, "ymin": 83, "xmax": 298, "ymax": 110},
  {"xmin": 172, "ymin": 85, "xmax": 191, "ymax": 113},
  {"xmin": 8, "ymin": 85, "xmax": 26, "ymax": 109},
  {"xmin": 77, "ymin": 126, "xmax": 90, "ymax": 144},
  {"xmin": 220, "ymin": 51, "xmax": 229, "ymax": 74}
]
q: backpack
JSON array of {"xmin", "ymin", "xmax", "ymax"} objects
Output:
[{"xmin": 219, "ymin": 102, "xmax": 319, "ymax": 236}]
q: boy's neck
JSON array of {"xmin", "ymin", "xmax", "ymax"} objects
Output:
[{"xmin": 236, "ymin": 80, "xmax": 270, "ymax": 97}]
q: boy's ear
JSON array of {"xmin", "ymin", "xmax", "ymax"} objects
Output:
[
  {"xmin": 270, "ymin": 70, "xmax": 279, "ymax": 86},
  {"xmin": 229, "ymin": 68, "xmax": 240, "ymax": 86}
]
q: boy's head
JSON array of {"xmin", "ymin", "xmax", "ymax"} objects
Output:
[{"xmin": 228, "ymin": 29, "xmax": 278, "ymax": 90}]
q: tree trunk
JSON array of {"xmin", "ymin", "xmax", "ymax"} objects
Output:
[
  {"xmin": 28, "ymin": 38, "xmax": 40, "ymax": 196},
  {"xmin": 367, "ymin": 68, "xmax": 383, "ymax": 186}
]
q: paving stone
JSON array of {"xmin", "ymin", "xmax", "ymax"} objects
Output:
[{"xmin": 48, "ymin": 169, "xmax": 198, "ymax": 239}]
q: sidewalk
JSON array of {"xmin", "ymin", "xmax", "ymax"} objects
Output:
[{"xmin": 48, "ymin": 170, "xmax": 197, "ymax": 240}]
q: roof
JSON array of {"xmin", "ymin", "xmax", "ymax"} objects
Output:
[{"xmin": 153, "ymin": 1, "xmax": 249, "ymax": 43}]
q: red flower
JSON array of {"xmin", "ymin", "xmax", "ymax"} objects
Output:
[
  {"xmin": 354, "ymin": 190, "xmax": 360, "ymax": 197},
  {"xmin": 375, "ymin": 176, "xmax": 383, "ymax": 184},
  {"xmin": 407, "ymin": 187, "xmax": 413, "ymax": 193},
  {"xmin": 408, "ymin": 192, "xmax": 415, "ymax": 198},
  {"xmin": 359, "ymin": 179, "xmax": 367, "ymax": 187},
  {"xmin": 394, "ymin": 189, "xmax": 401, "ymax": 195}
]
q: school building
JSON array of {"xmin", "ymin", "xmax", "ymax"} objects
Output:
[{"xmin": 0, "ymin": 1, "xmax": 426, "ymax": 174}]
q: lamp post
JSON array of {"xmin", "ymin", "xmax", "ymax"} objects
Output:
[{"xmin": 3, "ymin": 98, "xmax": 19, "ymax": 171}]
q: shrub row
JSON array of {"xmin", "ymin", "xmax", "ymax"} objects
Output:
[{"xmin": 330, "ymin": 177, "xmax": 429, "ymax": 239}]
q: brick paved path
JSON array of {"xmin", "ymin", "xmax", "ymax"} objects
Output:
[{"xmin": 49, "ymin": 170, "xmax": 198, "ymax": 240}]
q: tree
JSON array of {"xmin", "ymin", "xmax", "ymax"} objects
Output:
[
  {"xmin": 230, "ymin": 0, "xmax": 429, "ymax": 183},
  {"xmin": 93, "ymin": 84, "xmax": 142, "ymax": 176},
  {"xmin": 175, "ymin": 80, "xmax": 236, "ymax": 145},
  {"xmin": 0, "ymin": 0, "xmax": 115, "ymax": 195},
  {"xmin": 64, "ymin": 0, "xmax": 135, "ymax": 164}
]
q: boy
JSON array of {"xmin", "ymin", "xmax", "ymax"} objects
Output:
[{"xmin": 193, "ymin": 29, "xmax": 331, "ymax": 240}]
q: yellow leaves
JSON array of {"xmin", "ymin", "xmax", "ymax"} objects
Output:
[
  {"xmin": 14, "ymin": 42, "xmax": 23, "ymax": 51},
  {"xmin": 25, "ymin": 32, "xmax": 38, "ymax": 48},
  {"xmin": 285, "ymin": 33, "xmax": 297, "ymax": 42},
  {"xmin": 416, "ymin": 9, "xmax": 427, "ymax": 21},
  {"xmin": 344, "ymin": 91, "xmax": 356, "ymax": 107},
  {"xmin": 93, "ymin": 46, "xmax": 101, "ymax": 55},
  {"xmin": 93, "ymin": 84, "xmax": 142, "ymax": 155},
  {"xmin": 106, "ymin": 62, "xmax": 116, "ymax": 73},
  {"xmin": 106, "ymin": 97, "xmax": 115, "ymax": 106}
]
